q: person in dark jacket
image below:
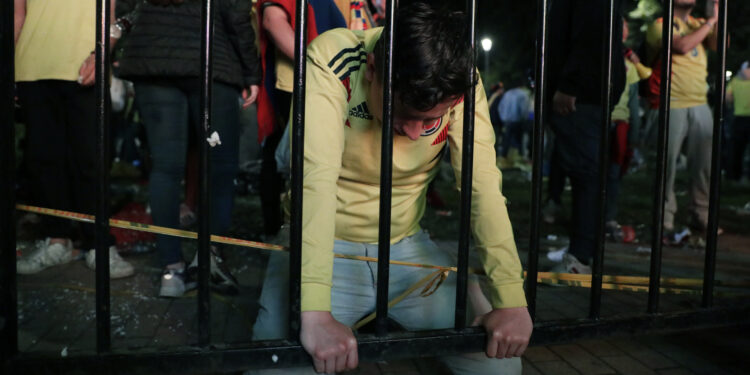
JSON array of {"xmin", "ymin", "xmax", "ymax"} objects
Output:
[
  {"xmin": 547, "ymin": 0, "xmax": 625, "ymax": 274},
  {"xmin": 116, "ymin": 0, "xmax": 261, "ymax": 297}
]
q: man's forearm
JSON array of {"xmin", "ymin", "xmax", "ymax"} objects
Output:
[
  {"xmin": 673, "ymin": 22, "xmax": 713, "ymax": 54},
  {"xmin": 14, "ymin": 0, "xmax": 26, "ymax": 45},
  {"xmin": 262, "ymin": 6, "xmax": 296, "ymax": 60}
]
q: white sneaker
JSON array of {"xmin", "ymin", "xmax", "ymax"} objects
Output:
[
  {"xmin": 546, "ymin": 246, "xmax": 568, "ymax": 263},
  {"xmin": 85, "ymin": 246, "xmax": 135, "ymax": 279},
  {"xmin": 561, "ymin": 253, "xmax": 591, "ymax": 274},
  {"xmin": 17, "ymin": 238, "xmax": 74, "ymax": 274},
  {"xmin": 159, "ymin": 268, "xmax": 196, "ymax": 298}
]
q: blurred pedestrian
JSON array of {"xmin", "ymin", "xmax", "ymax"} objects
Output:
[
  {"xmin": 547, "ymin": 0, "xmax": 625, "ymax": 273},
  {"xmin": 497, "ymin": 78, "xmax": 531, "ymax": 168},
  {"xmin": 645, "ymin": 0, "xmax": 720, "ymax": 240},
  {"xmin": 255, "ymin": 0, "xmax": 347, "ymax": 238},
  {"xmin": 116, "ymin": 0, "xmax": 261, "ymax": 297},
  {"xmin": 14, "ymin": 0, "xmax": 134, "ymax": 278}
]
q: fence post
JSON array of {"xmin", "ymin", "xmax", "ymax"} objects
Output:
[
  {"xmin": 0, "ymin": 0, "xmax": 18, "ymax": 363},
  {"xmin": 527, "ymin": 0, "xmax": 550, "ymax": 321},
  {"xmin": 648, "ymin": 0, "xmax": 675, "ymax": 314},
  {"xmin": 590, "ymin": 0, "xmax": 616, "ymax": 320},
  {"xmin": 703, "ymin": 0, "xmax": 728, "ymax": 308},
  {"xmin": 375, "ymin": 0, "xmax": 398, "ymax": 337},
  {"xmin": 94, "ymin": 0, "xmax": 113, "ymax": 353},
  {"xmin": 454, "ymin": 0, "xmax": 477, "ymax": 330},
  {"xmin": 289, "ymin": 0, "xmax": 309, "ymax": 339},
  {"xmin": 198, "ymin": 0, "xmax": 215, "ymax": 346}
]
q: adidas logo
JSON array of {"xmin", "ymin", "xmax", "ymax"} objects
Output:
[{"xmin": 349, "ymin": 101, "xmax": 373, "ymax": 120}]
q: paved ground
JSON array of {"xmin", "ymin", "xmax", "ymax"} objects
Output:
[
  {"xmin": 10, "ymin": 164, "xmax": 750, "ymax": 374},
  {"xmin": 12, "ymin": 229, "xmax": 750, "ymax": 374}
]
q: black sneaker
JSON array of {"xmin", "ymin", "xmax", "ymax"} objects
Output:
[{"xmin": 188, "ymin": 246, "xmax": 239, "ymax": 295}]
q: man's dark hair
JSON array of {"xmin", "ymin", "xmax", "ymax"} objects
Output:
[{"xmin": 373, "ymin": 1, "xmax": 475, "ymax": 112}]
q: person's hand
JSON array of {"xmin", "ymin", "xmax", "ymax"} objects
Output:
[
  {"xmin": 300, "ymin": 311, "xmax": 358, "ymax": 373},
  {"xmin": 552, "ymin": 91, "xmax": 576, "ymax": 116},
  {"xmin": 241, "ymin": 85, "xmax": 259, "ymax": 109},
  {"xmin": 627, "ymin": 52, "xmax": 641, "ymax": 65},
  {"xmin": 78, "ymin": 53, "xmax": 96, "ymax": 87},
  {"xmin": 472, "ymin": 307, "xmax": 533, "ymax": 359}
]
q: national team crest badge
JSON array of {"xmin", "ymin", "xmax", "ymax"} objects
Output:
[{"xmin": 421, "ymin": 118, "xmax": 442, "ymax": 137}]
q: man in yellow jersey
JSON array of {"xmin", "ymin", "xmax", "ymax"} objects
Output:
[
  {"xmin": 726, "ymin": 61, "xmax": 750, "ymax": 182},
  {"xmin": 646, "ymin": 0, "xmax": 719, "ymax": 238},
  {"xmin": 250, "ymin": 2, "xmax": 531, "ymax": 374},
  {"xmin": 14, "ymin": 0, "xmax": 134, "ymax": 278}
]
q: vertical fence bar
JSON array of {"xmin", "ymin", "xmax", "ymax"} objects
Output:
[
  {"xmin": 289, "ymin": 0, "xmax": 308, "ymax": 339},
  {"xmin": 648, "ymin": 0, "xmax": 675, "ymax": 314},
  {"xmin": 703, "ymin": 0, "xmax": 728, "ymax": 308},
  {"xmin": 375, "ymin": 0, "xmax": 397, "ymax": 337},
  {"xmin": 590, "ymin": 0, "xmax": 615, "ymax": 320},
  {"xmin": 94, "ymin": 0, "xmax": 112, "ymax": 353},
  {"xmin": 454, "ymin": 0, "xmax": 477, "ymax": 331},
  {"xmin": 0, "ymin": 0, "xmax": 18, "ymax": 362},
  {"xmin": 198, "ymin": 0, "xmax": 214, "ymax": 346},
  {"xmin": 527, "ymin": 0, "xmax": 550, "ymax": 321}
]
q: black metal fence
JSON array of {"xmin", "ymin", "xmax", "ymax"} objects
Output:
[{"xmin": 2, "ymin": 0, "xmax": 748, "ymax": 374}]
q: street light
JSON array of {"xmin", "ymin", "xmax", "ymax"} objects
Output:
[
  {"xmin": 480, "ymin": 37, "xmax": 492, "ymax": 76},
  {"xmin": 481, "ymin": 37, "xmax": 493, "ymax": 52}
]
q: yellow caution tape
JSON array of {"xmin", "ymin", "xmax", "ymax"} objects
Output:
[{"xmin": 16, "ymin": 204, "xmax": 750, "ymax": 302}]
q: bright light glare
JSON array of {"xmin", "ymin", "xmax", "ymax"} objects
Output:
[{"xmin": 481, "ymin": 37, "xmax": 493, "ymax": 52}]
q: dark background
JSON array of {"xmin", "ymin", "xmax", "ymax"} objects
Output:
[{"xmin": 472, "ymin": 0, "xmax": 750, "ymax": 90}]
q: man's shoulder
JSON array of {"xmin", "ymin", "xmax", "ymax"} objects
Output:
[{"xmin": 309, "ymin": 27, "xmax": 382, "ymax": 67}]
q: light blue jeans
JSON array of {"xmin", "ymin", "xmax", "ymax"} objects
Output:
[{"xmin": 250, "ymin": 231, "xmax": 521, "ymax": 374}]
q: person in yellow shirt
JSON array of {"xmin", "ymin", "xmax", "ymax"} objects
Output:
[
  {"xmin": 250, "ymin": 2, "xmax": 531, "ymax": 374},
  {"xmin": 726, "ymin": 61, "xmax": 750, "ymax": 182},
  {"xmin": 14, "ymin": 0, "xmax": 134, "ymax": 278},
  {"xmin": 645, "ymin": 0, "xmax": 719, "ymax": 237}
]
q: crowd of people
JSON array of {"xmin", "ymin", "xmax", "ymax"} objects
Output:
[
  {"xmin": 11, "ymin": 0, "xmax": 740, "ymax": 373},
  {"xmin": 14, "ymin": 0, "xmax": 531, "ymax": 373},
  {"xmin": 484, "ymin": 0, "xmax": 739, "ymax": 273}
]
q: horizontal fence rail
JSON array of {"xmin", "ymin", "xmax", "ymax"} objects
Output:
[
  {"xmin": 1, "ymin": 0, "xmax": 747, "ymax": 373},
  {"xmin": 7, "ymin": 305, "xmax": 750, "ymax": 374}
]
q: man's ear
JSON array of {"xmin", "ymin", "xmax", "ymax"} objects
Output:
[{"xmin": 365, "ymin": 53, "xmax": 375, "ymax": 82}]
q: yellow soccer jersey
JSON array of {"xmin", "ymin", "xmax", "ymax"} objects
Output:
[
  {"xmin": 298, "ymin": 27, "xmax": 526, "ymax": 312},
  {"xmin": 728, "ymin": 77, "xmax": 750, "ymax": 117},
  {"xmin": 646, "ymin": 16, "xmax": 710, "ymax": 109},
  {"xmin": 15, "ymin": 0, "xmax": 96, "ymax": 82},
  {"xmin": 275, "ymin": 51, "xmax": 294, "ymax": 93}
]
